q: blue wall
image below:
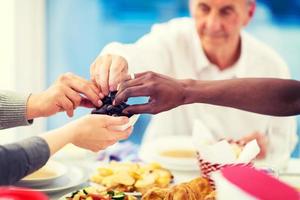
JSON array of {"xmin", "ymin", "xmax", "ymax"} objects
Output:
[
  {"xmin": 46, "ymin": 0, "xmax": 300, "ymax": 156},
  {"xmin": 46, "ymin": 0, "xmax": 188, "ymax": 143}
]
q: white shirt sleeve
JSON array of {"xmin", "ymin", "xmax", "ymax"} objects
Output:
[
  {"xmin": 100, "ymin": 21, "xmax": 180, "ymax": 75},
  {"xmin": 249, "ymin": 53, "xmax": 298, "ymax": 169},
  {"xmin": 256, "ymin": 116, "xmax": 297, "ymax": 170}
]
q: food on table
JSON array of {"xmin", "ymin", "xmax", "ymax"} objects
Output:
[
  {"xmin": 65, "ymin": 187, "xmax": 137, "ymax": 200},
  {"xmin": 159, "ymin": 149, "xmax": 197, "ymax": 159},
  {"xmin": 203, "ymin": 191, "xmax": 216, "ymax": 200},
  {"xmin": 22, "ymin": 165, "xmax": 57, "ymax": 180},
  {"xmin": 142, "ymin": 177, "xmax": 215, "ymax": 200},
  {"xmin": 139, "ymin": 187, "xmax": 170, "ymax": 200},
  {"xmin": 91, "ymin": 91, "xmax": 132, "ymax": 117},
  {"xmin": 230, "ymin": 143, "xmax": 242, "ymax": 158},
  {"xmin": 90, "ymin": 162, "xmax": 173, "ymax": 194}
]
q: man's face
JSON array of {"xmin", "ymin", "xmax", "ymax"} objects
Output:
[{"xmin": 190, "ymin": 0, "xmax": 255, "ymax": 47}]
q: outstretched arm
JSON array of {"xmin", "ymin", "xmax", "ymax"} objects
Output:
[
  {"xmin": 184, "ymin": 78, "xmax": 300, "ymax": 116},
  {"xmin": 0, "ymin": 115, "xmax": 132, "ymax": 185},
  {"xmin": 115, "ymin": 72, "xmax": 300, "ymax": 116}
]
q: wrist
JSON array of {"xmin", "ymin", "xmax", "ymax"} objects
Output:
[
  {"xmin": 180, "ymin": 79, "xmax": 210, "ymax": 105},
  {"xmin": 60, "ymin": 122, "xmax": 78, "ymax": 145},
  {"xmin": 40, "ymin": 127, "xmax": 73, "ymax": 156},
  {"xmin": 26, "ymin": 93, "xmax": 43, "ymax": 120},
  {"xmin": 180, "ymin": 79, "xmax": 197, "ymax": 105}
]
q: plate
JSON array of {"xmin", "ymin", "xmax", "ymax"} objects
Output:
[
  {"xmin": 139, "ymin": 136, "xmax": 199, "ymax": 171},
  {"xmin": 17, "ymin": 160, "xmax": 67, "ymax": 187},
  {"xmin": 22, "ymin": 166, "xmax": 87, "ymax": 194}
]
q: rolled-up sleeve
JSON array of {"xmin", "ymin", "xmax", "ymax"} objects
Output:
[
  {"xmin": 100, "ymin": 20, "xmax": 177, "ymax": 75},
  {"xmin": 0, "ymin": 90, "xmax": 33, "ymax": 130},
  {"xmin": 0, "ymin": 136, "xmax": 50, "ymax": 185}
]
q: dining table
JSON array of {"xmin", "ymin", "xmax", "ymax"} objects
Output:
[{"xmin": 47, "ymin": 153, "xmax": 300, "ymax": 200}]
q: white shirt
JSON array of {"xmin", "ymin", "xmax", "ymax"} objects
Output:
[{"xmin": 101, "ymin": 18, "xmax": 297, "ymax": 169}]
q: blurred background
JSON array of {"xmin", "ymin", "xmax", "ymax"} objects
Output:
[{"xmin": 1, "ymin": 0, "xmax": 300, "ymax": 156}]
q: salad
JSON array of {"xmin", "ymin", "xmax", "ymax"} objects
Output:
[{"xmin": 65, "ymin": 187, "xmax": 137, "ymax": 200}]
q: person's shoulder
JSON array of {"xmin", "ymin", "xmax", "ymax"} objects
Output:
[
  {"xmin": 242, "ymin": 32, "xmax": 286, "ymax": 65},
  {"xmin": 151, "ymin": 17, "xmax": 194, "ymax": 36},
  {"xmin": 242, "ymin": 31, "xmax": 290, "ymax": 76}
]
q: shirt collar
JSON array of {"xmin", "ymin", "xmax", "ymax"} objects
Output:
[{"xmin": 193, "ymin": 28, "xmax": 248, "ymax": 78}]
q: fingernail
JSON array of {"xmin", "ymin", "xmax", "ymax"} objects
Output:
[
  {"xmin": 109, "ymin": 85, "xmax": 115, "ymax": 91},
  {"xmin": 99, "ymin": 93, "xmax": 104, "ymax": 99},
  {"xmin": 112, "ymin": 100, "xmax": 116, "ymax": 105},
  {"xmin": 98, "ymin": 100, "xmax": 103, "ymax": 107}
]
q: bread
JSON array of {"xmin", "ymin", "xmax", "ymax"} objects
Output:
[{"xmin": 142, "ymin": 177, "xmax": 215, "ymax": 200}]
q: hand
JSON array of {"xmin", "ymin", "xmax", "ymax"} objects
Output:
[
  {"xmin": 27, "ymin": 73, "xmax": 101, "ymax": 119},
  {"xmin": 114, "ymin": 71, "xmax": 186, "ymax": 114},
  {"xmin": 237, "ymin": 132, "xmax": 268, "ymax": 159},
  {"xmin": 90, "ymin": 54, "xmax": 129, "ymax": 95},
  {"xmin": 41, "ymin": 115, "xmax": 133, "ymax": 154},
  {"xmin": 64, "ymin": 115, "xmax": 132, "ymax": 152}
]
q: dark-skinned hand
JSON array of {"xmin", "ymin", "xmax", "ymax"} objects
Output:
[{"xmin": 114, "ymin": 71, "xmax": 186, "ymax": 115}]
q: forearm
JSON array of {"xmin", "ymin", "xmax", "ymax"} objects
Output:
[
  {"xmin": 39, "ymin": 127, "xmax": 74, "ymax": 156},
  {"xmin": 0, "ymin": 137, "xmax": 50, "ymax": 185},
  {"xmin": 182, "ymin": 78, "xmax": 300, "ymax": 116},
  {"xmin": 26, "ymin": 93, "xmax": 44, "ymax": 120},
  {"xmin": 0, "ymin": 91, "xmax": 33, "ymax": 129}
]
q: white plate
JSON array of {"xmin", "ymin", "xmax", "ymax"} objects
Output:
[
  {"xmin": 139, "ymin": 136, "xmax": 199, "ymax": 171},
  {"xmin": 22, "ymin": 166, "xmax": 87, "ymax": 194},
  {"xmin": 17, "ymin": 160, "xmax": 67, "ymax": 187}
]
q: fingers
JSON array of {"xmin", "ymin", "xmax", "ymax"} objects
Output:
[
  {"xmin": 108, "ymin": 126, "xmax": 133, "ymax": 140},
  {"xmin": 239, "ymin": 132, "xmax": 260, "ymax": 143},
  {"xmin": 59, "ymin": 96, "xmax": 74, "ymax": 117},
  {"xmin": 121, "ymin": 72, "xmax": 149, "ymax": 83},
  {"xmin": 90, "ymin": 64, "xmax": 105, "ymax": 99},
  {"xmin": 256, "ymin": 134, "xmax": 268, "ymax": 159},
  {"xmin": 90, "ymin": 55, "xmax": 129, "ymax": 96},
  {"xmin": 64, "ymin": 87, "xmax": 83, "ymax": 109},
  {"xmin": 98, "ymin": 56, "xmax": 112, "ymax": 96},
  {"xmin": 109, "ymin": 57, "xmax": 128, "ymax": 91},
  {"xmin": 123, "ymin": 103, "xmax": 154, "ymax": 114},
  {"xmin": 118, "ymin": 77, "xmax": 144, "ymax": 92},
  {"xmin": 238, "ymin": 132, "xmax": 268, "ymax": 159},
  {"xmin": 61, "ymin": 73, "xmax": 101, "ymax": 107},
  {"xmin": 114, "ymin": 71, "xmax": 159, "ymax": 105},
  {"xmin": 101, "ymin": 115, "xmax": 130, "ymax": 127},
  {"xmin": 132, "ymin": 72, "xmax": 151, "ymax": 79},
  {"xmin": 114, "ymin": 85, "xmax": 148, "ymax": 105},
  {"xmin": 90, "ymin": 62, "xmax": 98, "ymax": 85},
  {"xmin": 80, "ymin": 97, "xmax": 96, "ymax": 108}
]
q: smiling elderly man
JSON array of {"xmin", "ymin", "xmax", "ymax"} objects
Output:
[{"xmin": 90, "ymin": 0, "xmax": 297, "ymax": 168}]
